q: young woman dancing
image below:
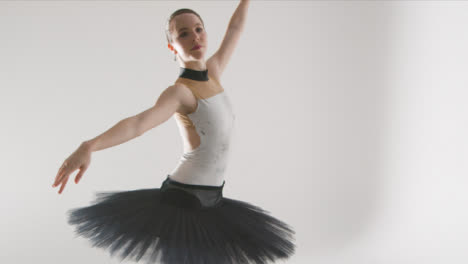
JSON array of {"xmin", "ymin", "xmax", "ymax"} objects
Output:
[{"xmin": 52, "ymin": 1, "xmax": 296, "ymax": 263}]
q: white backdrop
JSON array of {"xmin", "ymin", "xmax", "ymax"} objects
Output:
[{"xmin": 1, "ymin": 1, "xmax": 467, "ymax": 263}]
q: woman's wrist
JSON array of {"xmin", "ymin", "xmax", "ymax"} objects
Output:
[{"xmin": 81, "ymin": 140, "xmax": 95, "ymax": 153}]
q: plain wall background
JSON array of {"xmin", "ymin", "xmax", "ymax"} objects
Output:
[{"xmin": 1, "ymin": 1, "xmax": 467, "ymax": 263}]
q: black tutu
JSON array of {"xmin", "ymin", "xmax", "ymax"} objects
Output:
[{"xmin": 66, "ymin": 175, "xmax": 296, "ymax": 264}]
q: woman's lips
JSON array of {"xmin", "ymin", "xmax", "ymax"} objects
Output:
[{"xmin": 192, "ymin": 45, "xmax": 201, "ymax": 50}]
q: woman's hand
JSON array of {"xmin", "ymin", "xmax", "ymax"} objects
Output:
[{"xmin": 52, "ymin": 142, "xmax": 92, "ymax": 195}]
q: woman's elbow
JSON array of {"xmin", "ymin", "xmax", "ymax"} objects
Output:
[
  {"xmin": 135, "ymin": 106, "xmax": 174, "ymax": 136},
  {"xmin": 135, "ymin": 85, "xmax": 182, "ymax": 136}
]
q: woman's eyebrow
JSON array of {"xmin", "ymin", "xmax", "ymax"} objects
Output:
[{"xmin": 178, "ymin": 23, "xmax": 202, "ymax": 32}]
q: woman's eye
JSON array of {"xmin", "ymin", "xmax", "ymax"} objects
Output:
[{"xmin": 180, "ymin": 28, "xmax": 202, "ymax": 38}]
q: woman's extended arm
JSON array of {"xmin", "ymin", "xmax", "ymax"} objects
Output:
[
  {"xmin": 85, "ymin": 84, "xmax": 183, "ymax": 152},
  {"xmin": 207, "ymin": 0, "xmax": 250, "ymax": 78},
  {"xmin": 83, "ymin": 116, "xmax": 139, "ymax": 152},
  {"xmin": 52, "ymin": 84, "xmax": 184, "ymax": 194}
]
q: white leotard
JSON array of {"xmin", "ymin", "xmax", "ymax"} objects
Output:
[{"xmin": 168, "ymin": 68, "xmax": 235, "ymax": 186}]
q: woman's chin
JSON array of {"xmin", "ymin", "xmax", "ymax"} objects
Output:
[{"xmin": 191, "ymin": 54, "xmax": 205, "ymax": 60}]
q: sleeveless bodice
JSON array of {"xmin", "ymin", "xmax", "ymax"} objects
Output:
[{"xmin": 168, "ymin": 67, "xmax": 235, "ymax": 186}]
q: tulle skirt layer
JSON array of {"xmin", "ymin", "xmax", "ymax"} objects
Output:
[{"xmin": 67, "ymin": 175, "xmax": 296, "ymax": 264}]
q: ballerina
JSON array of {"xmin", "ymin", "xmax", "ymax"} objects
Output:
[{"xmin": 52, "ymin": 1, "xmax": 296, "ymax": 263}]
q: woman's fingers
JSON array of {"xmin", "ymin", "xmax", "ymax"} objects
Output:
[
  {"xmin": 53, "ymin": 161, "xmax": 72, "ymax": 187},
  {"xmin": 53, "ymin": 146, "xmax": 91, "ymax": 193},
  {"xmin": 58, "ymin": 174, "xmax": 69, "ymax": 194},
  {"xmin": 53, "ymin": 171, "xmax": 62, "ymax": 187},
  {"xmin": 53, "ymin": 167, "xmax": 65, "ymax": 187},
  {"xmin": 54, "ymin": 161, "xmax": 67, "ymax": 184},
  {"xmin": 75, "ymin": 166, "xmax": 87, "ymax": 184}
]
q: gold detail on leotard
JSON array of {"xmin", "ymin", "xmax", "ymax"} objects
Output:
[{"xmin": 175, "ymin": 75, "xmax": 224, "ymax": 100}]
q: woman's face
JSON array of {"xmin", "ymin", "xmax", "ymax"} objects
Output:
[{"xmin": 169, "ymin": 13, "xmax": 207, "ymax": 62}]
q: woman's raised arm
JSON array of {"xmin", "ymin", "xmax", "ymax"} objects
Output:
[{"xmin": 207, "ymin": 0, "xmax": 249, "ymax": 78}]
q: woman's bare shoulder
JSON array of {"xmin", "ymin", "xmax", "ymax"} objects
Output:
[
  {"xmin": 172, "ymin": 82, "xmax": 198, "ymax": 96},
  {"xmin": 165, "ymin": 83, "xmax": 197, "ymax": 115}
]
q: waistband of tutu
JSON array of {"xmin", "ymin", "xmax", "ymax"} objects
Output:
[{"xmin": 165, "ymin": 175, "xmax": 225, "ymax": 190}]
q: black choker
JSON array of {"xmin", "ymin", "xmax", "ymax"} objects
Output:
[{"xmin": 179, "ymin": 67, "xmax": 209, "ymax": 81}]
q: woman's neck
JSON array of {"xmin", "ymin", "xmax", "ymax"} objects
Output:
[{"xmin": 179, "ymin": 60, "xmax": 207, "ymax": 71}]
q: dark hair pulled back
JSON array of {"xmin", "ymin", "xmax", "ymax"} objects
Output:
[{"xmin": 165, "ymin": 8, "xmax": 205, "ymax": 44}]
